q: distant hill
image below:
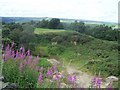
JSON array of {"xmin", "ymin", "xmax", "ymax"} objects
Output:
[
  {"xmin": 2, "ymin": 17, "xmax": 45, "ymax": 23},
  {"xmin": 1, "ymin": 17, "xmax": 117, "ymax": 25}
]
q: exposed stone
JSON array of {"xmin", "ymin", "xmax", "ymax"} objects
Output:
[
  {"xmin": 74, "ymin": 41, "xmax": 77, "ymax": 45},
  {"xmin": 2, "ymin": 83, "xmax": 17, "ymax": 89},
  {"xmin": 0, "ymin": 82, "xmax": 9, "ymax": 90},
  {"xmin": 52, "ymin": 42, "xmax": 57, "ymax": 45},
  {"xmin": 0, "ymin": 76, "xmax": 4, "ymax": 81},
  {"xmin": 47, "ymin": 59, "xmax": 60, "ymax": 65},
  {"xmin": 106, "ymin": 76, "xmax": 119, "ymax": 82}
]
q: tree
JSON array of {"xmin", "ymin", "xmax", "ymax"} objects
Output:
[
  {"xmin": 88, "ymin": 24, "xmax": 117, "ymax": 41},
  {"xmin": 2, "ymin": 27, "xmax": 10, "ymax": 38},
  {"xmin": 70, "ymin": 21, "xmax": 86, "ymax": 33},
  {"xmin": 40, "ymin": 19, "xmax": 49, "ymax": 28},
  {"xmin": 8, "ymin": 30, "xmax": 21, "ymax": 45},
  {"xmin": 48, "ymin": 18, "xmax": 60, "ymax": 29}
]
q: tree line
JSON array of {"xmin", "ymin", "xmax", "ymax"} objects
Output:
[
  {"xmin": 34, "ymin": 18, "xmax": 118, "ymax": 41},
  {"xmin": 35, "ymin": 18, "xmax": 63, "ymax": 29}
]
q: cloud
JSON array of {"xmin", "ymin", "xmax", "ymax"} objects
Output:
[{"xmin": 0, "ymin": 0, "xmax": 119, "ymax": 22}]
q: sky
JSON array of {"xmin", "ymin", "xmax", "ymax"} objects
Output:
[{"xmin": 0, "ymin": 0, "xmax": 119, "ymax": 22}]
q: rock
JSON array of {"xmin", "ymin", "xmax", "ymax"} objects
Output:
[
  {"xmin": 47, "ymin": 59, "xmax": 60, "ymax": 65},
  {"xmin": 52, "ymin": 42, "xmax": 57, "ymax": 45},
  {"xmin": 1, "ymin": 82, "xmax": 9, "ymax": 90},
  {"xmin": 106, "ymin": 76, "xmax": 119, "ymax": 82},
  {"xmin": 74, "ymin": 41, "xmax": 77, "ymax": 45},
  {"xmin": 2, "ymin": 83, "xmax": 17, "ymax": 89},
  {"xmin": 0, "ymin": 76, "xmax": 4, "ymax": 81}
]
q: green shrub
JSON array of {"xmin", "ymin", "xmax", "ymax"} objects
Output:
[{"xmin": 3, "ymin": 59, "xmax": 39, "ymax": 88}]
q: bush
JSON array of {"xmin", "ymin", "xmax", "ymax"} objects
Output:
[{"xmin": 48, "ymin": 45, "xmax": 65, "ymax": 55}]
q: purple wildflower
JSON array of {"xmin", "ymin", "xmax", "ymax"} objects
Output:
[
  {"xmin": 12, "ymin": 51, "xmax": 15, "ymax": 58},
  {"xmin": 27, "ymin": 50, "xmax": 30, "ymax": 56},
  {"xmin": 15, "ymin": 50, "xmax": 19, "ymax": 58},
  {"xmin": 28, "ymin": 56, "xmax": 32, "ymax": 65},
  {"xmin": 35, "ymin": 56, "xmax": 39, "ymax": 62},
  {"xmin": 33, "ymin": 58, "xmax": 39, "ymax": 65},
  {"xmin": 68, "ymin": 74, "xmax": 76, "ymax": 83},
  {"xmin": 53, "ymin": 72, "xmax": 59, "ymax": 80},
  {"xmin": 73, "ymin": 75, "xmax": 76, "ymax": 81},
  {"xmin": 20, "ymin": 47, "xmax": 25, "ymax": 54},
  {"xmin": 40, "ymin": 67, "xmax": 43, "ymax": 73},
  {"xmin": 46, "ymin": 68, "xmax": 53, "ymax": 77},
  {"xmin": 5, "ymin": 44, "xmax": 10, "ymax": 51},
  {"xmin": 23, "ymin": 59, "xmax": 27, "ymax": 66},
  {"xmin": 28, "ymin": 59, "xmax": 32, "ymax": 65},
  {"xmin": 29, "ymin": 55, "xmax": 32, "ymax": 60},
  {"xmin": 91, "ymin": 77, "xmax": 102, "ymax": 88},
  {"xmin": 9, "ymin": 49, "xmax": 12, "ymax": 56},
  {"xmin": 12, "ymin": 42, "xmax": 14, "ymax": 48},
  {"xmin": 38, "ymin": 73, "xmax": 42, "ymax": 83},
  {"xmin": 20, "ymin": 54, "xmax": 23, "ymax": 59},
  {"xmin": 6, "ymin": 51, "xmax": 11, "ymax": 59},
  {"xmin": 96, "ymin": 78, "xmax": 102, "ymax": 88},
  {"xmin": 20, "ymin": 47, "xmax": 23, "ymax": 51}
]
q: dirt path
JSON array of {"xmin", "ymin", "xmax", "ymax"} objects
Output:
[
  {"xmin": 47, "ymin": 58, "xmax": 109, "ymax": 88},
  {"xmin": 66, "ymin": 66, "xmax": 93, "ymax": 88}
]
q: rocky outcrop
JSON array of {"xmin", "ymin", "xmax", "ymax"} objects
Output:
[
  {"xmin": 0, "ymin": 76, "xmax": 17, "ymax": 90},
  {"xmin": 106, "ymin": 76, "xmax": 119, "ymax": 82}
]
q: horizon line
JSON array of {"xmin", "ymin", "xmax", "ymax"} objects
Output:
[{"xmin": 1, "ymin": 16, "xmax": 117, "ymax": 24}]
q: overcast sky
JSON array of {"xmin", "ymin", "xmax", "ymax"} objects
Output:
[{"xmin": 0, "ymin": 0, "xmax": 119, "ymax": 22}]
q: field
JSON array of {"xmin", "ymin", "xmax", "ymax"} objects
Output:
[{"xmin": 34, "ymin": 28, "xmax": 76, "ymax": 34}]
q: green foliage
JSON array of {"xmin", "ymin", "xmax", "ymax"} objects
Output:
[
  {"xmin": 70, "ymin": 21, "xmax": 86, "ymax": 33},
  {"xmin": 34, "ymin": 28, "xmax": 94, "ymax": 45},
  {"xmin": 3, "ymin": 59, "xmax": 39, "ymax": 88},
  {"xmin": 2, "ymin": 57, "xmax": 52, "ymax": 88},
  {"xmin": 34, "ymin": 28, "xmax": 67, "ymax": 34},
  {"xmin": 19, "ymin": 30, "xmax": 36, "ymax": 48},
  {"xmin": 2, "ymin": 22, "xmax": 37, "ymax": 54},
  {"xmin": 36, "ymin": 18, "xmax": 63, "ymax": 29},
  {"xmin": 33, "ymin": 46, "xmax": 49, "ymax": 57},
  {"xmin": 85, "ymin": 24, "xmax": 118, "ymax": 41},
  {"xmin": 2, "ymin": 27, "xmax": 10, "ymax": 38},
  {"xmin": 48, "ymin": 45, "xmax": 65, "ymax": 55},
  {"xmin": 38, "ymin": 58, "xmax": 52, "ymax": 68},
  {"xmin": 40, "ymin": 19, "xmax": 49, "ymax": 28},
  {"xmin": 8, "ymin": 30, "xmax": 20, "ymax": 44},
  {"xmin": 38, "ymin": 58, "xmax": 52, "ymax": 77},
  {"xmin": 36, "ymin": 30, "xmax": 118, "ymax": 77},
  {"xmin": 2, "ymin": 20, "xmax": 119, "ymax": 88},
  {"xmin": 48, "ymin": 18, "xmax": 60, "ymax": 29},
  {"xmin": 36, "ymin": 19, "xmax": 49, "ymax": 28},
  {"xmin": 37, "ymin": 79, "xmax": 58, "ymax": 88}
]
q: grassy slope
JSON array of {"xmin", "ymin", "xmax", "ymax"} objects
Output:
[
  {"xmin": 34, "ymin": 28, "xmax": 118, "ymax": 78},
  {"xmin": 34, "ymin": 28, "xmax": 77, "ymax": 34}
]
